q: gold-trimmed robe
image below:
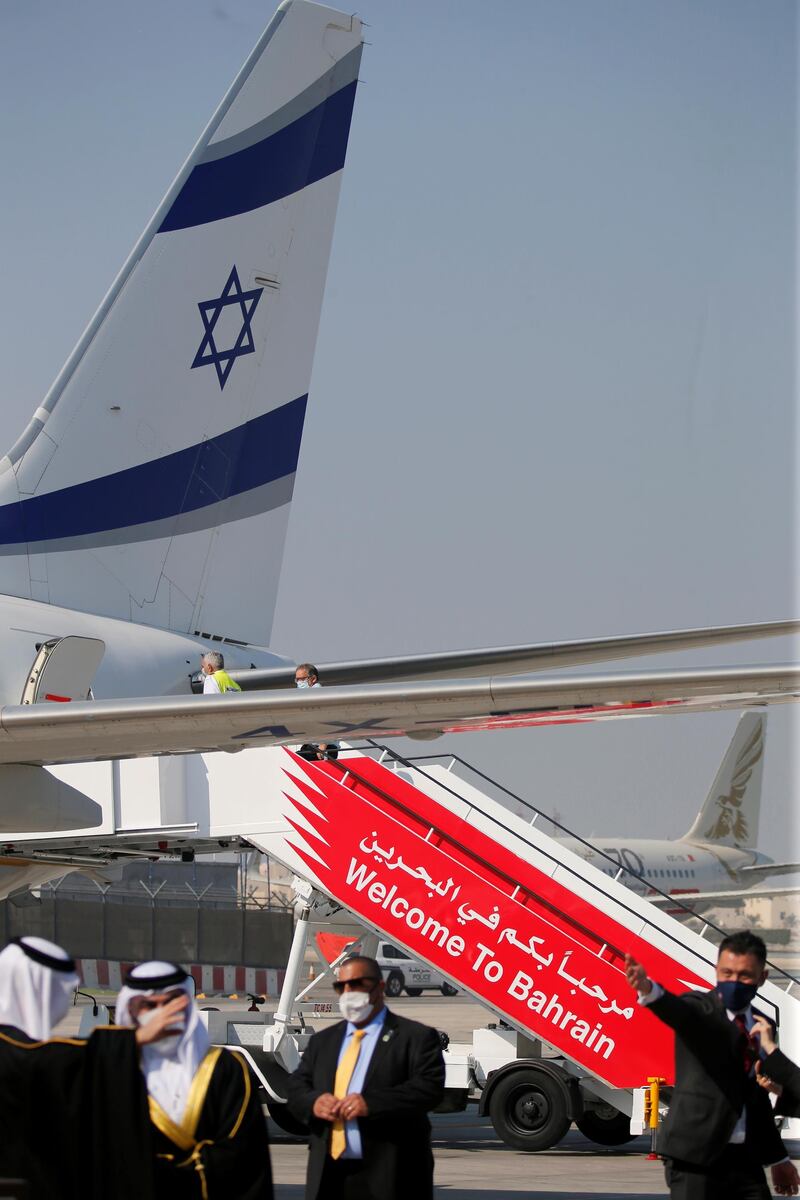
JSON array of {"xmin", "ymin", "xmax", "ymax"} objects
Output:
[{"xmin": 149, "ymin": 1046, "xmax": 273, "ymax": 1199}]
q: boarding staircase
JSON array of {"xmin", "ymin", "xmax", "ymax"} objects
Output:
[{"xmin": 232, "ymin": 742, "xmax": 800, "ymax": 1095}]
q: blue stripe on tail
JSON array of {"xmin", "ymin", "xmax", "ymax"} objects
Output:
[
  {"xmin": 159, "ymin": 81, "xmax": 358, "ymax": 233},
  {"xmin": 0, "ymin": 395, "xmax": 307, "ymax": 546}
]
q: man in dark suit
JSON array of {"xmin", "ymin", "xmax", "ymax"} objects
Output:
[
  {"xmin": 286, "ymin": 954, "xmax": 445, "ymax": 1200},
  {"xmin": 626, "ymin": 931, "xmax": 799, "ymax": 1199}
]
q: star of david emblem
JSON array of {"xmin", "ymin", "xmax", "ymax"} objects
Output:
[{"xmin": 191, "ymin": 266, "xmax": 264, "ymax": 390}]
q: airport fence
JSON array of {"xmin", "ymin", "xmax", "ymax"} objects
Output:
[{"xmin": 0, "ymin": 860, "xmax": 294, "ymax": 968}]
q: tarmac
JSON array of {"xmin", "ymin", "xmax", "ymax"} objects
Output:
[{"xmin": 272, "ymin": 1118, "xmax": 671, "ymax": 1200}]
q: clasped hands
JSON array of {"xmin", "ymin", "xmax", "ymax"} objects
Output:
[{"xmin": 313, "ymin": 1092, "xmax": 369, "ymax": 1121}]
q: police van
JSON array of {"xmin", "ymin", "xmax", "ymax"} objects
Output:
[{"xmin": 377, "ymin": 941, "xmax": 459, "ymax": 998}]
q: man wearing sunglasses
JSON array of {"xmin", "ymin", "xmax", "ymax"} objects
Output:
[{"xmin": 287, "ymin": 955, "xmax": 445, "ymax": 1200}]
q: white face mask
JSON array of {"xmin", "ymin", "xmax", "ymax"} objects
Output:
[
  {"xmin": 295, "ymin": 678, "xmax": 310, "ymax": 688},
  {"xmin": 145, "ymin": 1033, "xmax": 182, "ymax": 1057},
  {"xmin": 338, "ymin": 990, "xmax": 374, "ymax": 1024}
]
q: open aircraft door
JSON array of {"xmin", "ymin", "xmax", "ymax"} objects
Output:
[{"xmin": 21, "ymin": 636, "xmax": 105, "ymax": 705}]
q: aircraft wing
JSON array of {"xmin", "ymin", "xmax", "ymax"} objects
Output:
[
  {"xmin": 224, "ymin": 618, "xmax": 800, "ymax": 690},
  {"xmin": 0, "ymin": 662, "xmax": 797, "ymax": 767}
]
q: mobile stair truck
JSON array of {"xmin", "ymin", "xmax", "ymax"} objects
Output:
[{"xmin": 191, "ymin": 742, "xmax": 800, "ymax": 1151}]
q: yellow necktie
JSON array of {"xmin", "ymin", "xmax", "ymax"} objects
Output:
[{"xmin": 330, "ymin": 1029, "xmax": 366, "ymax": 1159}]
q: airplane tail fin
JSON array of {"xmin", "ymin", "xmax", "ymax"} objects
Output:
[
  {"xmin": 681, "ymin": 713, "xmax": 765, "ymax": 849},
  {"xmin": 0, "ymin": 0, "xmax": 362, "ymax": 645}
]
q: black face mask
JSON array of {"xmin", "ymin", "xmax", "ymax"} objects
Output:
[{"xmin": 717, "ymin": 980, "xmax": 759, "ymax": 1012}]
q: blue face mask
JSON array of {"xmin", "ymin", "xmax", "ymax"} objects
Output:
[
  {"xmin": 717, "ymin": 980, "xmax": 759, "ymax": 1012},
  {"xmin": 295, "ymin": 679, "xmax": 310, "ymax": 689}
]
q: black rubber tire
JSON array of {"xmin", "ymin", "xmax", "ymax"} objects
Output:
[
  {"xmin": 576, "ymin": 1107, "xmax": 636, "ymax": 1146},
  {"xmin": 440, "ymin": 982, "xmax": 458, "ymax": 997},
  {"xmin": 488, "ymin": 1067, "xmax": 571, "ymax": 1152},
  {"xmin": 405, "ymin": 987, "xmax": 423, "ymax": 997},
  {"xmin": 385, "ymin": 971, "xmax": 404, "ymax": 998}
]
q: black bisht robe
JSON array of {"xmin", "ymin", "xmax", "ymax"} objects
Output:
[
  {"xmin": 148, "ymin": 1046, "xmax": 273, "ymax": 1200},
  {"xmin": 0, "ymin": 1023, "xmax": 155, "ymax": 1200}
]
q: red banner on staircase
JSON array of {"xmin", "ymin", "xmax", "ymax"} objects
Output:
[{"xmin": 281, "ymin": 751, "xmax": 710, "ymax": 1088}]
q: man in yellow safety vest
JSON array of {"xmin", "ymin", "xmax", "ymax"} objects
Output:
[{"xmin": 200, "ymin": 651, "xmax": 242, "ymax": 695}]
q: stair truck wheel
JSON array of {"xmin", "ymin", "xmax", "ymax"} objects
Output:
[
  {"xmin": 385, "ymin": 970, "xmax": 404, "ymax": 998},
  {"xmin": 488, "ymin": 1065, "xmax": 572, "ymax": 1151},
  {"xmin": 576, "ymin": 1106, "xmax": 636, "ymax": 1146},
  {"xmin": 405, "ymin": 987, "xmax": 423, "ymax": 997}
]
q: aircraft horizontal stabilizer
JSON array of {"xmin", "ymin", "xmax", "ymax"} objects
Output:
[
  {"xmin": 0, "ymin": 662, "xmax": 796, "ymax": 767},
  {"xmin": 740, "ymin": 862, "xmax": 800, "ymax": 880},
  {"xmin": 648, "ymin": 884, "xmax": 800, "ymax": 906},
  {"xmin": 225, "ymin": 618, "xmax": 800, "ymax": 690}
]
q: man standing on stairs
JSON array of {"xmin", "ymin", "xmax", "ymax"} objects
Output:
[
  {"xmin": 294, "ymin": 662, "xmax": 338, "ymax": 761},
  {"xmin": 286, "ymin": 955, "xmax": 445, "ymax": 1200}
]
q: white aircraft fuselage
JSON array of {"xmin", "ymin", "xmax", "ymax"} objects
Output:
[
  {"xmin": 561, "ymin": 837, "xmax": 775, "ymax": 904},
  {"xmin": 0, "ymin": 593, "xmax": 289, "ymax": 706}
]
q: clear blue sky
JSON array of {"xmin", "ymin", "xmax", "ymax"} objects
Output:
[{"xmin": 1, "ymin": 0, "xmax": 796, "ymax": 859}]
